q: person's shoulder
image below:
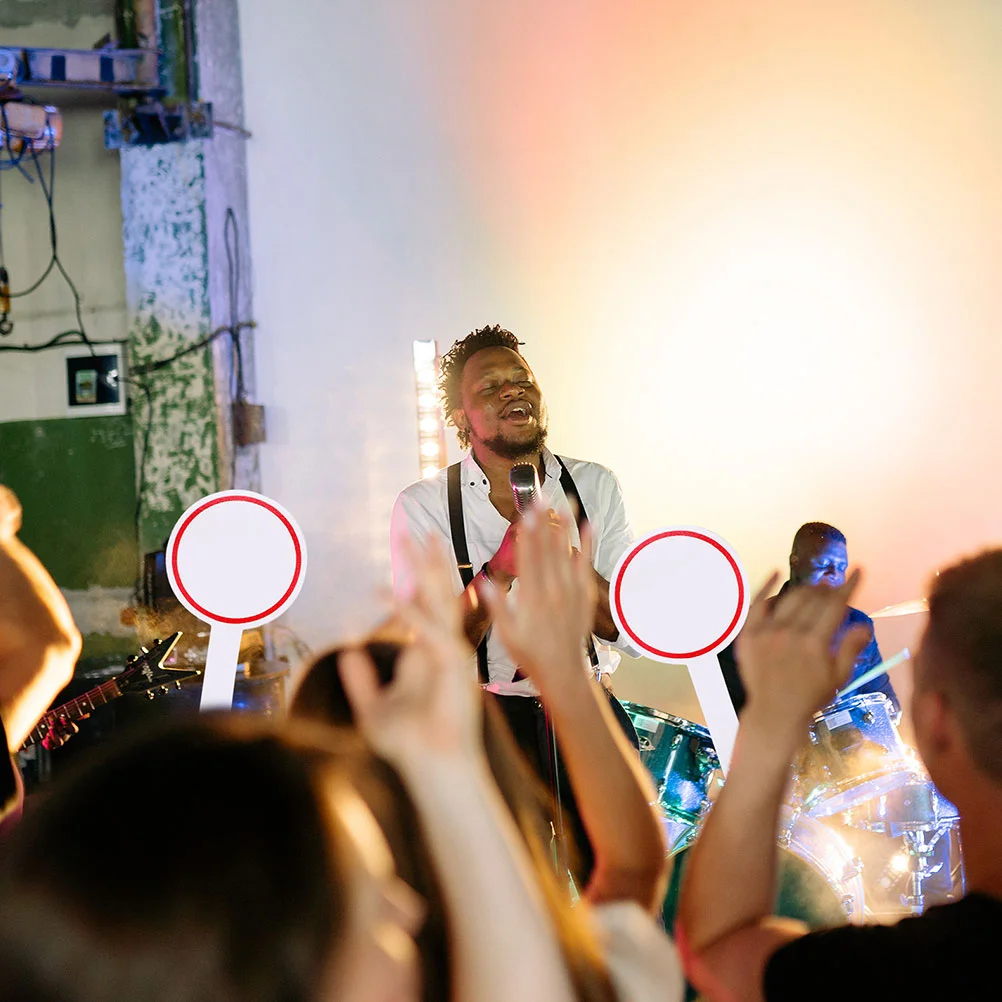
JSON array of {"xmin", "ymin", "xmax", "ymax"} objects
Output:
[
  {"xmin": 395, "ymin": 467, "xmax": 450, "ymax": 505},
  {"xmin": 554, "ymin": 454, "xmax": 621, "ymax": 486},
  {"xmin": 766, "ymin": 896, "xmax": 1002, "ymax": 1000},
  {"xmin": 846, "ymin": 605, "xmax": 875, "ymax": 629},
  {"xmin": 589, "ymin": 901, "xmax": 685, "ymax": 1002}
]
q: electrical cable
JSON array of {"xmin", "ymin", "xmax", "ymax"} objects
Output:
[
  {"xmin": 223, "ymin": 207, "xmax": 245, "ymax": 402},
  {"xmin": 0, "ymin": 106, "xmax": 260, "ymax": 597},
  {"xmin": 1, "ymin": 107, "xmax": 58, "ymax": 301},
  {"xmin": 125, "ymin": 373, "xmax": 155, "ymax": 604}
]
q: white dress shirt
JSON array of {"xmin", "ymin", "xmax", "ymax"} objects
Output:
[{"xmin": 390, "ymin": 448, "xmax": 635, "ymax": 695}]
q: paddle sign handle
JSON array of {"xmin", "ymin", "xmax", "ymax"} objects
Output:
[
  {"xmin": 166, "ymin": 490, "xmax": 307, "ymax": 712},
  {"xmin": 611, "ymin": 526, "xmax": 749, "ymax": 775},
  {"xmin": 201, "ymin": 625, "xmax": 244, "ymax": 710}
]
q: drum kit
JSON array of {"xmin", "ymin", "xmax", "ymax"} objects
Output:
[{"xmin": 623, "ymin": 686, "xmax": 965, "ymax": 928}]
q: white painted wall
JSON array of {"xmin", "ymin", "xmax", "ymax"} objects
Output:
[
  {"xmin": 240, "ymin": 1, "xmax": 1002, "ymax": 722},
  {"xmin": 239, "ymin": 1, "xmax": 508, "ymax": 659}
]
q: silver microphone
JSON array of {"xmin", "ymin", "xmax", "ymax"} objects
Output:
[{"xmin": 509, "ymin": 463, "xmax": 541, "ymax": 516}]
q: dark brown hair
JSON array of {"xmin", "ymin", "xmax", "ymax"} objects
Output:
[
  {"xmin": 0, "ymin": 717, "xmax": 363, "ymax": 1002},
  {"xmin": 292, "ymin": 641, "xmax": 618, "ymax": 1002}
]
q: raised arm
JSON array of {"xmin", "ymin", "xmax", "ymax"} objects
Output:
[
  {"xmin": 341, "ymin": 535, "xmax": 575, "ymax": 1002},
  {"xmin": 0, "ymin": 487, "xmax": 81, "ymax": 752},
  {"xmin": 487, "ymin": 512, "xmax": 668, "ymax": 911},
  {"xmin": 677, "ymin": 573, "xmax": 870, "ymax": 1002}
]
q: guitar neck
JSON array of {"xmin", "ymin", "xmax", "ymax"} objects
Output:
[{"xmin": 22, "ymin": 677, "xmax": 123, "ymax": 748}]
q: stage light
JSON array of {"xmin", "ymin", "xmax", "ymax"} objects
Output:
[
  {"xmin": 412, "ymin": 340, "xmax": 446, "ymax": 479},
  {"xmin": 890, "ymin": 852, "xmax": 911, "ymax": 875}
]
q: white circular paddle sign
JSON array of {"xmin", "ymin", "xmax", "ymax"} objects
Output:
[
  {"xmin": 611, "ymin": 526, "xmax": 749, "ymax": 775},
  {"xmin": 166, "ymin": 491, "xmax": 307, "ymax": 710},
  {"xmin": 167, "ymin": 491, "xmax": 306, "ymax": 626},
  {"xmin": 611, "ymin": 526, "xmax": 748, "ymax": 661}
]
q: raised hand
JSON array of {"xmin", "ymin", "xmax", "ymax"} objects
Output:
[
  {"xmin": 735, "ymin": 570, "xmax": 871, "ymax": 733},
  {"xmin": 486, "ymin": 510, "xmax": 596, "ymax": 691},
  {"xmin": 339, "ymin": 535, "xmax": 481, "ymax": 765},
  {"xmin": 0, "ymin": 486, "xmax": 22, "ymax": 541}
]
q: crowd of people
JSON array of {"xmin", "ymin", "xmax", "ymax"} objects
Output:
[{"xmin": 0, "ymin": 326, "xmax": 1000, "ymax": 1002}]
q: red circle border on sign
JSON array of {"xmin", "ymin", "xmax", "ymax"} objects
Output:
[
  {"xmin": 613, "ymin": 529, "xmax": 745, "ymax": 660},
  {"xmin": 169, "ymin": 494, "xmax": 303, "ymax": 625}
]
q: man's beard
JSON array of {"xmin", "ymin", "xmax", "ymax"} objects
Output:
[{"xmin": 481, "ymin": 425, "xmax": 548, "ymax": 460}]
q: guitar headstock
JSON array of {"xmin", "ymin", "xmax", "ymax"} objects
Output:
[{"xmin": 117, "ymin": 632, "xmax": 201, "ymax": 698}]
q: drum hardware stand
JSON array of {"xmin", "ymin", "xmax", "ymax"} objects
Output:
[{"xmin": 899, "ymin": 827, "xmax": 949, "ymax": 914}]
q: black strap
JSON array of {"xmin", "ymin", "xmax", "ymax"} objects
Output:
[
  {"xmin": 555, "ymin": 456, "xmax": 588, "ymax": 531},
  {"xmin": 555, "ymin": 457, "xmax": 600, "ymax": 669},
  {"xmin": 447, "ymin": 457, "xmax": 598, "ymax": 682},
  {"xmin": 447, "ymin": 463, "xmax": 490, "ymax": 683}
]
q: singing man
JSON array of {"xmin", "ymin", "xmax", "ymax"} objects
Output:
[{"xmin": 389, "ymin": 324, "xmax": 636, "ymax": 878}]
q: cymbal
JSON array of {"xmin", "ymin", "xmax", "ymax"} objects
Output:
[{"xmin": 870, "ymin": 598, "xmax": 928, "ymax": 619}]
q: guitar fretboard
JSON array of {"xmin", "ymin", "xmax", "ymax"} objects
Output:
[{"xmin": 24, "ymin": 677, "xmax": 123, "ymax": 748}]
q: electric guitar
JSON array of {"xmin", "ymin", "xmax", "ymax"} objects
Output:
[{"xmin": 21, "ymin": 632, "xmax": 199, "ymax": 749}]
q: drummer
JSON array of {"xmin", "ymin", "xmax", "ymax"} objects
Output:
[{"xmin": 718, "ymin": 522, "xmax": 901, "ymax": 717}]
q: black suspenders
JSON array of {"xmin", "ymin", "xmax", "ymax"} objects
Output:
[
  {"xmin": 447, "ymin": 462, "xmax": 491, "ymax": 683},
  {"xmin": 446, "ymin": 456, "xmax": 590, "ymax": 684}
]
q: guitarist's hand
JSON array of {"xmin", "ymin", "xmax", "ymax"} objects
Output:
[{"xmin": 41, "ymin": 714, "xmax": 84, "ymax": 751}]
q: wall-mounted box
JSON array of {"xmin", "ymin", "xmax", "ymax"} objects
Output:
[{"xmin": 65, "ymin": 345, "xmax": 126, "ymax": 417}]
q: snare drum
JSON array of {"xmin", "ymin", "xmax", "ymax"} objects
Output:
[
  {"xmin": 796, "ymin": 693, "xmax": 915, "ymax": 817},
  {"xmin": 620, "ymin": 702, "xmax": 719, "ymax": 826}
]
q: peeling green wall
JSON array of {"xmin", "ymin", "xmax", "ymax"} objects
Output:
[{"xmin": 121, "ymin": 142, "xmax": 220, "ymax": 554}]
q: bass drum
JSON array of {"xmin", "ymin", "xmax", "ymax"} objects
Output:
[{"xmin": 661, "ymin": 807, "xmax": 866, "ymax": 936}]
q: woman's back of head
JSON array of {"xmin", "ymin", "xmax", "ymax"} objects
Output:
[
  {"xmin": 0, "ymin": 717, "xmax": 363, "ymax": 1002},
  {"xmin": 293, "ymin": 640, "xmax": 618, "ymax": 1002}
]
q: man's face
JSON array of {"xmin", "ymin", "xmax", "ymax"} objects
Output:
[
  {"xmin": 792, "ymin": 539, "xmax": 848, "ymax": 588},
  {"xmin": 454, "ymin": 346, "xmax": 547, "ymax": 459}
]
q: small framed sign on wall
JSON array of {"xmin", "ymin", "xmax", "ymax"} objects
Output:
[{"xmin": 64, "ymin": 344, "xmax": 127, "ymax": 417}]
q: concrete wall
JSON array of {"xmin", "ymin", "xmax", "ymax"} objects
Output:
[
  {"xmin": 0, "ymin": 105, "xmax": 125, "ymax": 420},
  {"xmin": 0, "ymin": 8, "xmax": 136, "ymax": 652}
]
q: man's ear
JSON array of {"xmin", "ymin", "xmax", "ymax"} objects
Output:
[
  {"xmin": 451, "ymin": 408, "xmax": 468, "ymax": 432},
  {"xmin": 913, "ymin": 687, "xmax": 952, "ymax": 766}
]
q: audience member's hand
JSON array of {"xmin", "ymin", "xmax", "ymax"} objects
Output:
[
  {"xmin": 735, "ymin": 571, "xmax": 870, "ymax": 734},
  {"xmin": 340, "ymin": 536, "xmax": 481, "ymax": 765},
  {"xmin": 0, "ymin": 486, "xmax": 80, "ymax": 751},
  {"xmin": 486, "ymin": 511, "xmax": 596, "ymax": 689},
  {"xmin": 0, "ymin": 485, "xmax": 22, "ymax": 542}
]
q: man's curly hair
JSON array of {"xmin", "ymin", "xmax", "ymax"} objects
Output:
[{"xmin": 438, "ymin": 325, "xmax": 524, "ymax": 448}]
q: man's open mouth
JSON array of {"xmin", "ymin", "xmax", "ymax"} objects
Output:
[{"xmin": 501, "ymin": 403, "xmax": 532, "ymax": 421}]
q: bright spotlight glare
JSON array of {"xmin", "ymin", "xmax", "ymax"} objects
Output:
[{"xmin": 413, "ymin": 339, "xmax": 437, "ymax": 364}]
